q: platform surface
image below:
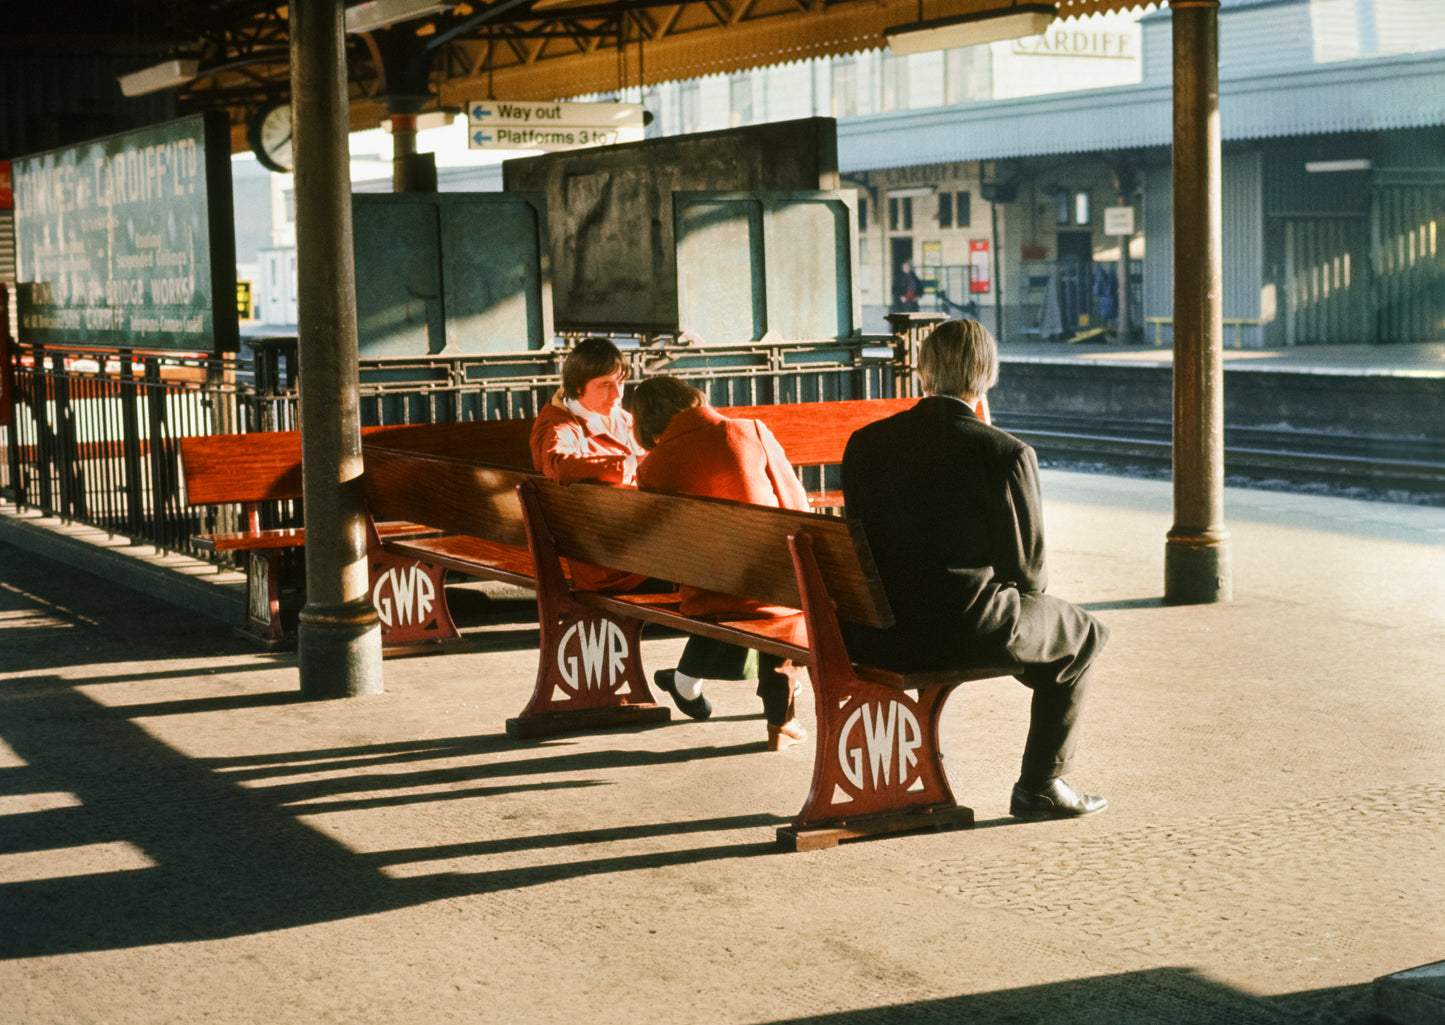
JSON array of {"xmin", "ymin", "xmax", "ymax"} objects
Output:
[
  {"xmin": 2, "ymin": 469, "xmax": 1443, "ymax": 1025},
  {"xmin": 998, "ymin": 339, "xmax": 1445, "ymax": 378}
]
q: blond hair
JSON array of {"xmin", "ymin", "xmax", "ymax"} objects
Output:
[{"xmin": 918, "ymin": 319, "xmax": 999, "ymax": 399}]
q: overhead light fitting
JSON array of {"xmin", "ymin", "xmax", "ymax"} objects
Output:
[
  {"xmin": 117, "ymin": 58, "xmax": 200, "ymax": 97},
  {"xmin": 885, "ymin": 2, "xmax": 1057, "ymax": 56},
  {"xmin": 1305, "ymin": 159, "xmax": 1372, "ymax": 173},
  {"xmin": 345, "ymin": 0, "xmax": 458, "ymax": 34}
]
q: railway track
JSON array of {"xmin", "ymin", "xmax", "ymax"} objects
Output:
[{"xmin": 991, "ymin": 413, "xmax": 1445, "ymax": 501}]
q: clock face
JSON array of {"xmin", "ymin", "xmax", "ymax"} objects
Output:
[{"xmin": 251, "ymin": 101, "xmax": 293, "ymax": 174}]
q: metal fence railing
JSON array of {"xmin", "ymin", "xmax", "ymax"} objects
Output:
[{"xmin": 2, "ymin": 332, "xmax": 916, "ymax": 565}]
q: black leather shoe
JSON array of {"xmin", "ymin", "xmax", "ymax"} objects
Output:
[
  {"xmin": 1010, "ymin": 778, "xmax": 1108, "ymax": 820},
  {"xmin": 654, "ymin": 670, "xmax": 713, "ymax": 721}
]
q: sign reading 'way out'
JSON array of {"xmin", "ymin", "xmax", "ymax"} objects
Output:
[{"xmin": 467, "ymin": 100, "xmax": 645, "ymax": 152}]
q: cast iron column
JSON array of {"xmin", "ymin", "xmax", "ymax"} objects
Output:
[
  {"xmin": 1166, "ymin": 0, "xmax": 1232, "ymax": 604},
  {"xmin": 291, "ymin": 0, "xmax": 384, "ymax": 695}
]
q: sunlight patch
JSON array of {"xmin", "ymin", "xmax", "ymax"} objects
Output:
[
  {"xmin": 0, "ymin": 791, "xmax": 84, "ymax": 815},
  {"xmin": 0, "ymin": 841, "xmax": 157, "ymax": 882}
]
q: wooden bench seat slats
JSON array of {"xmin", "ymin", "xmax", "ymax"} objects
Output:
[
  {"xmin": 524, "ymin": 477, "xmax": 893, "ymax": 630},
  {"xmin": 382, "ymin": 535, "xmax": 537, "ymax": 590},
  {"xmin": 192, "ymin": 521, "xmax": 436, "ymax": 553},
  {"xmin": 575, "ymin": 591, "xmax": 810, "ymax": 664}
]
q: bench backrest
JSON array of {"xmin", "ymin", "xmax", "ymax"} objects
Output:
[
  {"xmin": 361, "ymin": 445, "xmax": 533, "ymax": 550},
  {"xmin": 522, "ymin": 476, "xmax": 893, "ymax": 629},
  {"xmin": 183, "ymin": 397, "xmax": 912, "ymax": 507},
  {"xmin": 180, "ymin": 419, "xmax": 537, "ymax": 507},
  {"xmin": 719, "ymin": 398, "xmax": 915, "ymax": 467}
]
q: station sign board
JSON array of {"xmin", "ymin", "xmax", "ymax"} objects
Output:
[
  {"xmin": 467, "ymin": 100, "xmax": 645, "ymax": 152},
  {"xmin": 11, "ymin": 112, "xmax": 238, "ymax": 353},
  {"xmin": 1104, "ymin": 205, "xmax": 1135, "ymax": 236}
]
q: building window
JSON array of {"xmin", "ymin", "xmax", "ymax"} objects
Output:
[
  {"xmin": 729, "ymin": 76, "xmax": 753, "ymax": 127},
  {"xmin": 944, "ymin": 47, "xmax": 993, "ymax": 105},
  {"xmin": 1075, "ymin": 190, "xmax": 1091, "ymax": 225},
  {"xmin": 830, "ymin": 59, "xmax": 858, "ymax": 118},
  {"xmin": 888, "ymin": 196, "xmax": 913, "ymax": 232},
  {"xmin": 939, "ymin": 193, "xmax": 953, "ymax": 228},
  {"xmin": 678, "ymin": 81, "xmax": 701, "ymax": 134},
  {"xmin": 956, "ymin": 191, "xmax": 972, "ymax": 228},
  {"xmin": 858, "ymin": 195, "xmax": 868, "ymax": 232},
  {"xmin": 881, "ymin": 54, "xmax": 909, "ymax": 112}
]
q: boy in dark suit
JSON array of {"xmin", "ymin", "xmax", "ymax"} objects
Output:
[{"xmin": 841, "ymin": 319, "xmax": 1109, "ymax": 819}]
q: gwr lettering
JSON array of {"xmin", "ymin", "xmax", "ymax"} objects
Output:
[
  {"xmin": 557, "ymin": 619, "xmax": 628, "ymax": 692},
  {"xmin": 837, "ymin": 700, "xmax": 923, "ymax": 791},
  {"xmin": 373, "ymin": 565, "xmax": 436, "ymax": 628}
]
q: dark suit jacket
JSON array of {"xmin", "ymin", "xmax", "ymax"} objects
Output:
[{"xmin": 841, "ymin": 394, "xmax": 1053, "ymax": 670}]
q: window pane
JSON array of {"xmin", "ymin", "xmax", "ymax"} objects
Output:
[{"xmin": 939, "ymin": 193, "xmax": 953, "ymax": 228}]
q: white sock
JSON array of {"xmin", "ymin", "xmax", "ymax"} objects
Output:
[{"xmin": 672, "ymin": 671, "xmax": 704, "ymax": 701}]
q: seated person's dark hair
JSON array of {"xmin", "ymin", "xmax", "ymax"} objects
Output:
[
  {"xmin": 630, "ymin": 376, "xmax": 704, "ymax": 451},
  {"xmin": 561, "ymin": 337, "xmax": 630, "ymax": 399}
]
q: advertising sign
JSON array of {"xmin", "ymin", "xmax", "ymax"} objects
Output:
[
  {"xmin": 969, "ymin": 239, "xmax": 991, "ymax": 293},
  {"xmin": 11, "ymin": 112, "xmax": 238, "ymax": 353},
  {"xmin": 0, "ymin": 285, "xmax": 14, "ymax": 428}
]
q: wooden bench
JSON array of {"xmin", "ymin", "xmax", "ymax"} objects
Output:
[
  {"xmin": 358, "ymin": 440, "xmax": 1024, "ymax": 850},
  {"xmin": 179, "ymin": 419, "xmax": 536, "ymax": 643},
  {"xmin": 518, "ymin": 475, "xmax": 1025, "ymax": 851},
  {"xmin": 185, "ymin": 398, "xmax": 913, "ymax": 645}
]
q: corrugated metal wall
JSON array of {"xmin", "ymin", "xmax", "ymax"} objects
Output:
[
  {"xmin": 1374, "ymin": 184, "xmax": 1445, "ymax": 343},
  {"xmin": 1140, "ymin": 151, "xmax": 1265, "ymax": 346}
]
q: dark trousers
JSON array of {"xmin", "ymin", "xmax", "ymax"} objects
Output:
[
  {"xmin": 1005, "ymin": 592, "xmax": 1108, "ymax": 784},
  {"xmin": 676, "ymin": 636, "xmax": 795, "ymax": 726}
]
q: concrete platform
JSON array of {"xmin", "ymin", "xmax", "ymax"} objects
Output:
[{"xmin": 2, "ymin": 470, "xmax": 1443, "ymax": 1025}]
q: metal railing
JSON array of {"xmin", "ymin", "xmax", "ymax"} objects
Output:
[{"xmin": 2, "ymin": 332, "xmax": 914, "ymax": 563}]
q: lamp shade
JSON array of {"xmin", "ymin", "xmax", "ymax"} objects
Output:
[{"xmin": 886, "ymin": 3, "xmax": 1057, "ymax": 56}]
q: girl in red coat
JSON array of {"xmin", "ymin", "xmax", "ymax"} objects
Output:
[{"xmin": 631, "ymin": 376, "xmax": 812, "ymax": 750}]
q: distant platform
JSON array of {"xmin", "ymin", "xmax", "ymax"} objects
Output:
[{"xmin": 998, "ymin": 341, "xmax": 1445, "ymax": 380}]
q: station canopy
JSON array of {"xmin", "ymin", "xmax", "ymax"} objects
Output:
[{"xmin": 12, "ymin": 0, "xmax": 1158, "ymax": 153}]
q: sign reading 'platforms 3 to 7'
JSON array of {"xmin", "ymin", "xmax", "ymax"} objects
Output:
[
  {"xmin": 12, "ymin": 112, "xmax": 237, "ymax": 353},
  {"xmin": 467, "ymin": 100, "xmax": 645, "ymax": 153}
]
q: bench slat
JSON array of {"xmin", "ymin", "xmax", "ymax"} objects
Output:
[
  {"xmin": 575, "ymin": 591, "xmax": 810, "ymax": 663},
  {"xmin": 719, "ymin": 398, "xmax": 915, "ymax": 467},
  {"xmin": 382, "ymin": 535, "xmax": 536, "ymax": 590},
  {"xmin": 193, "ymin": 521, "xmax": 436, "ymax": 553}
]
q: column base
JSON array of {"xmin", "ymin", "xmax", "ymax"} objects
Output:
[
  {"xmin": 297, "ymin": 598, "xmax": 384, "ymax": 699},
  {"xmin": 1164, "ymin": 531, "xmax": 1233, "ymax": 605}
]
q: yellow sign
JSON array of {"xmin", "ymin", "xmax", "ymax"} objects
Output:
[{"xmin": 237, "ymin": 280, "xmax": 254, "ymax": 320}]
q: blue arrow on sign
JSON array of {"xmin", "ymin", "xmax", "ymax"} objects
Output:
[
  {"xmin": 472, "ymin": 130, "xmax": 492, "ymax": 145},
  {"xmin": 471, "ymin": 105, "xmax": 492, "ymax": 120}
]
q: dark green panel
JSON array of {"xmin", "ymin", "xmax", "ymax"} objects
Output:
[
  {"xmin": 674, "ymin": 190, "xmax": 859, "ymax": 344},
  {"xmin": 353, "ymin": 198, "xmax": 444, "ymax": 358},
  {"xmin": 353, "ymin": 193, "xmax": 551, "ymax": 358},
  {"xmin": 443, "ymin": 197, "xmax": 553, "ymax": 352},
  {"xmin": 675, "ymin": 197, "xmax": 766, "ymax": 344}
]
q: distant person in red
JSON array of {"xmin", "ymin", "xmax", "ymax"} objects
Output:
[
  {"xmin": 630, "ymin": 376, "xmax": 813, "ymax": 750},
  {"xmin": 529, "ymin": 337, "xmax": 649, "ymax": 592},
  {"xmin": 893, "ymin": 260, "xmax": 922, "ymax": 312}
]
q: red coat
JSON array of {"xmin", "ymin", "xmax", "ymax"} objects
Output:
[
  {"xmin": 636, "ymin": 405, "xmax": 812, "ymax": 617},
  {"xmin": 530, "ymin": 390, "xmax": 649, "ymax": 592}
]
